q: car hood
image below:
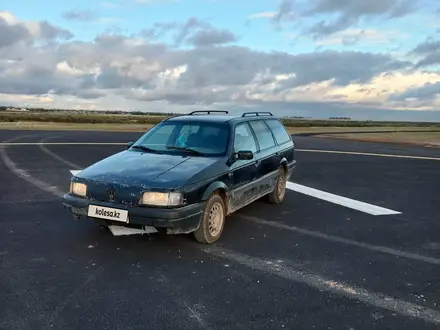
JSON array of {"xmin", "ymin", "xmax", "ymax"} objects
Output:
[{"xmin": 76, "ymin": 149, "xmax": 218, "ymax": 189}]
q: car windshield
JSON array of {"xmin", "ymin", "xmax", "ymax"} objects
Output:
[{"xmin": 132, "ymin": 121, "xmax": 230, "ymax": 156}]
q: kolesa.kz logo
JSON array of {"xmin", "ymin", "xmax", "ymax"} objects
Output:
[{"xmin": 95, "ymin": 208, "xmax": 120, "ymax": 219}]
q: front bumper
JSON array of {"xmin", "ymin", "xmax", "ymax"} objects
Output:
[{"xmin": 63, "ymin": 193, "xmax": 204, "ymax": 234}]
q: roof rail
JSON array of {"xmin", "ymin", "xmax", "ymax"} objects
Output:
[
  {"xmin": 188, "ymin": 110, "xmax": 229, "ymax": 115},
  {"xmin": 241, "ymin": 112, "xmax": 273, "ymax": 117}
]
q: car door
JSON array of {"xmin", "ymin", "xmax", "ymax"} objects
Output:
[
  {"xmin": 248, "ymin": 119, "xmax": 279, "ymax": 195},
  {"xmin": 228, "ymin": 122, "xmax": 259, "ymax": 212},
  {"xmin": 264, "ymin": 118, "xmax": 295, "ymax": 169}
]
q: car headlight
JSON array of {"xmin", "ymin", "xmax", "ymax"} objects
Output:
[
  {"xmin": 141, "ymin": 192, "xmax": 183, "ymax": 206},
  {"xmin": 70, "ymin": 182, "xmax": 87, "ymax": 197}
]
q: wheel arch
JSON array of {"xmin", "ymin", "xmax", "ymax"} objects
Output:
[
  {"xmin": 202, "ymin": 181, "xmax": 229, "ymax": 215},
  {"xmin": 279, "ymin": 157, "xmax": 288, "ymax": 173}
]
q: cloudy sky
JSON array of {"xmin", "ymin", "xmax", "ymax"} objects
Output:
[{"xmin": 2, "ymin": 0, "xmax": 440, "ymax": 120}]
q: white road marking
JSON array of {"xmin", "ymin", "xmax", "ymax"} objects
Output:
[
  {"xmin": 39, "ymin": 135, "xmax": 83, "ymax": 170},
  {"xmin": 70, "ymin": 170, "xmax": 82, "ymax": 176},
  {"xmin": 286, "ymin": 181, "xmax": 401, "ymax": 215},
  {"xmin": 202, "ymin": 246, "xmax": 440, "ymax": 326},
  {"xmin": 0, "ymin": 141, "xmax": 64, "ymax": 199},
  {"xmin": 241, "ymin": 215, "xmax": 440, "ymax": 266},
  {"xmin": 296, "ymin": 148, "xmax": 440, "ymax": 161},
  {"xmin": 184, "ymin": 303, "xmax": 208, "ymax": 329}
]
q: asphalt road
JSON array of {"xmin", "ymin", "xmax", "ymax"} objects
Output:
[{"xmin": 1, "ymin": 130, "xmax": 440, "ymax": 330}]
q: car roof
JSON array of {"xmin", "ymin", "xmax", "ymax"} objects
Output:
[
  {"xmin": 165, "ymin": 114, "xmax": 238, "ymax": 123},
  {"xmin": 164, "ymin": 112, "xmax": 278, "ymax": 124}
]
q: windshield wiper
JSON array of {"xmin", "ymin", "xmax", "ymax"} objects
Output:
[
  {"xmin": 166, "ymin": 145, "xmax": 206, "ymax": 156},
  {"xmin": 130, "ymin": 145, "xmax": 160, "ymax": 154}
]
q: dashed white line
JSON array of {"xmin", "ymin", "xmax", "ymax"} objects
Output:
[
  {"xmin": 241, "ymin": 215, "xmax": 440, "ymax": 266},
  {"xmin": 70, "ymin": 170, "xmax": 82, "ymax": 176},
  {"xmin": 202, "ymin": 246, "xmax": 440, "ymax": 326},
  {"xmin": 286, "ymin": 181, "xmax": 401, "ymax": 215}
]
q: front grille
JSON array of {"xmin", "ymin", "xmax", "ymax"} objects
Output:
[{"xmin": 86, "ymin": 180, "xmax": 142, "ymax": 205}]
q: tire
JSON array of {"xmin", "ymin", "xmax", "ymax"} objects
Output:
[
  {"xmin": 268, "ymin": 166, "xmax": 287, "ymax": 204},
  {"xmin": 193, "ymin": 193, "xmax": 226, "ymax": 244}
]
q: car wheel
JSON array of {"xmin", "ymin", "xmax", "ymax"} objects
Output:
[
  {"xmin": 193, "ymin": 193, "xmax": 226, "ymax": 244},
  {"xmin": 268, "ymin": 166, "xmax": 287, "ymax": 204}
]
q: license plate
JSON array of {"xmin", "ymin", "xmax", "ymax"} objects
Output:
[{"xmin": 88, "ymin": 205, "xmax": 128, "ymax": 222}]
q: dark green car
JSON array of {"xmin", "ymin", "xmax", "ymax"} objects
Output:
[{"xmin": 63, "ymin": 111, "xmax": 296, "ymax": 243}]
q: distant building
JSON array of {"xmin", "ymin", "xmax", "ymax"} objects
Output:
[
  {"xmin": 8, "ymin": 108, "xmax": 28, "ymax": 112},
  {"xmin": 329, "ymin": 116, "xmax": 351, "ymax": 120}
]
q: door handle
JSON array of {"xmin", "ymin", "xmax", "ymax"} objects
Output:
[{"xmin": 255, "ymin": 160, "xmax": 261, "ymax": 167}]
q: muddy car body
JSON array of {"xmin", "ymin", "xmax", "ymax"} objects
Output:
[{"xmin": 63, "ymin": 111, "xmax": 296, "ymax": 243}]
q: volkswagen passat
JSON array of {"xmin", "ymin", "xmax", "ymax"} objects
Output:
[{"xmin": 63, "ymin": 111, "xmax": 296, "ymax": 243}]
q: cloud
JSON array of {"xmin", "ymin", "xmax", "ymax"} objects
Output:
[
  {"xmin": 248, "ymin": 12, "xmax": 277, "ymax": 19},
  {"xmin": 268, "ymin": 0, "xmax": 419, "ymax": 37},
  {"xmin": 413, "ymin": 40, "xmax": 440, "ymax": 55},
  {"xmin": 140, "ymin": 17, "xmax": 238, "ymax": 47},
  {"xmin": 389, "ymin": 81, "xmax": 440, "ymax": 101},
  {"xmin": 62, "ymin": 10, "xmax": 97, "ymax": 22},
  {"xmin": 272, "ymin": 0, "xmax": 297, "ymax": 24},
  {"xmin": 0, "ymin": 12, "xmax": 73, "ymax": 49},
  {"xmin": 315, "ymin": 28, "xmax": 409, "ymax": 46},
  {"xmin": 61, "ymin": 10, "xmax": 119, "ymax": 24},
  {"xmin": 411, "ymin": 39, "xmax": 440, "ymax": 68},
  {"xmin": 0, "ymin": 25, "xmax": 410, "ymax": 107},
  {"xmin": 1, "ymin": 10, "xmax": 440, "ymax": 118},
  {"xmin": 307, "ymin": 0, "xmax": 415, "ymax": 18},
  {"xmin": 36, "ymin": 21, "xmax": 73, "ymax": 40},
  {"xmin": 174, "ymin": 17, "xmax": 208, "ymax": 45},
  {"xmin": 186, "ymin": 29, "xmax": 237, "ymax": 47},
  {"xmin": 0, "ymin": 17, "xmax": 31, "ymax": 48},
  {"xmin": 309, "ymin": 0, "xmax": 417, "ymax": 37}
]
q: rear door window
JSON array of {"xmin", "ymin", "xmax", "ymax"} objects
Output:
[
  {"xmin": 233, "ymin": 123, "xmax": 258, "ymax": 153},
  {"xmin": 249, "ymin": 120, "xmax": 276, "ymax": 151},
  {"xmin": 265, "ymin": 119, "xmax": 291, "ymax": 145}
]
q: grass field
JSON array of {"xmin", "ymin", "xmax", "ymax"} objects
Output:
[
  {"xmin": 2, "ymin": 121, "xmax": 440, "ymax": 134},
  {"xmin": 2, "ymin": 111, "xmax": 440, "ymax": 128},
  {"xmin": 318, "ymin": 132, "xmax": 440, "ymax": 147},
  {"xmin": 0, "ymin": 122, "xmax": 155, "ymax": 132}
]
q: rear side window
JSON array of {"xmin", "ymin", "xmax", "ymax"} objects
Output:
[
  {"xmin": 234, "ymin": 123, "xmax": 258, "ymax": 153},
  {"xmin": 249, "ymin": 120, "xmax": 276, "ymax": 150},
  {"xmin": 265, "ymin": 119, "xmax": 291, "ymax": 145}
]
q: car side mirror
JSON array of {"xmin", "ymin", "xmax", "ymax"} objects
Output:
[
  {"xmin": 236, "ymin": 150, "xmax": 253, "ymax": 160},
  {"xmin": 127, "ymin": 142, "xmax": 134, "ymax": 149}
]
